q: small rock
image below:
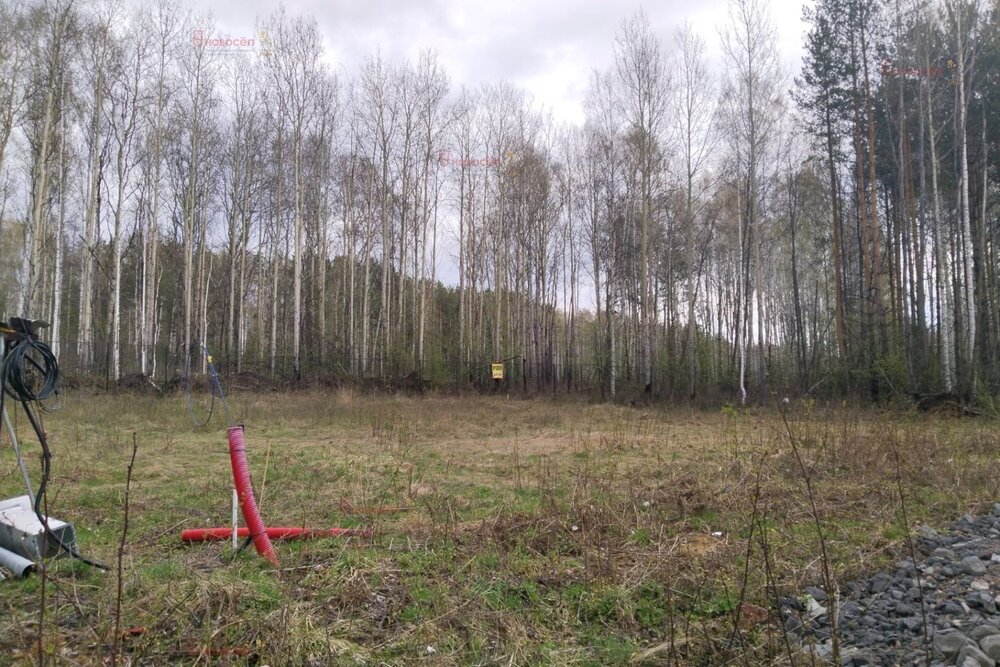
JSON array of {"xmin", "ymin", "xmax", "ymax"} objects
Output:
[
  {"xmin": 981, "ymin": 635, "xmax": 1000, "ymax": 662},
  {"xmin": 962, "ymin": 556, "xmax": 988, "ymax": 576},
  {"xmin": 934, "ymin": 547, "xmax": 959, "ymax": 561},
  {"xmin": 970, "ymin": 626, "xmax": 1000, "ymax": 641},
  {"xmin": 957, "ymin": 643, "xmax": 995, "ymax": 667},
  {"xmin": 785, "ymin": 614, "xmax": 803, "ymax": 633},
  {"xmin": 918, "ymin": 524, "xmax": 939, "ymax": 539},
  {"xmin": 939, "ymin": 601, "xmax": 967, "ymax": 616},
  {"xmin": 805, "ymin": 585, "xmax": 827, "ymax": 602},
  {"xmin": 972, "ymin": 579, "xmax": 991, "ymax": 591},
  {"xmin": 839, "ymin": 601, "xmax": 861, "ymax": 620},
  {"xmin": 870, "ymin": 573, "xmax": 893, "ymax": 594},
  {"xmin": 782, "ymin": 595, "xmax": 804, "ymax": 612},
  {"xmin": 968, "ymin": 592, "xmax": 998, "ymax": 613},
  {"xmin": 935, "ymin": 630, "xmax": 973, "ymax": 658},
  {"xmin": 806, "ymin": 597, "xmax": 827, "ymax": 620}
]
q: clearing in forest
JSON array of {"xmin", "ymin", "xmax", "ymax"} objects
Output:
[{"xmin": 0, "ymin": 391, "xmax": 996, "ymax": 665}]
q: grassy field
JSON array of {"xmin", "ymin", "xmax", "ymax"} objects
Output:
[{"xmin": 0, "ymin": 390, "xmax": 997, "ymax": 665}]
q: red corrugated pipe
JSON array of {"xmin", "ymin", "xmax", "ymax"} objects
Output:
[
  {"xmin": 228, "ymin": 425, "xmax": 279, "ymax": 567},
  {"xmin": 181, "ymin": 526, "xmax": 373, "ymax": 542}
]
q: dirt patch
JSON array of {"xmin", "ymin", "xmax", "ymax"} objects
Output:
[
  {"xmin": 116, "ymin": 373, "xmax": 162, "ymax": 394},
  {"xmin": 226, "ymin": 371, "xmax": 279, "ymax": 392}
]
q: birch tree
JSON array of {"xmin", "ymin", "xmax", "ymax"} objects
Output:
[
  {"xmin": 613, "ymin": 10, "xmax": 669, "ymax": 396},
  {"xmin": 19, "ymin": 0, "xmax": 75, "ymax": 315},
  {"xmin": 674, "ymin": 24, "xmax": 717, "ymax": 398},
  {"xmin": 721, "ymin": 0, "xmax": 785, "ymax": 402},
  {"xmin": 105, "ymin": 19, "xmax": 146, "ymax": 380}
]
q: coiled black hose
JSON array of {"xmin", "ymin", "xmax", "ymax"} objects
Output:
[{"xmin": 2, "ymin": 335, "xmax": 59, "ymax": 403}]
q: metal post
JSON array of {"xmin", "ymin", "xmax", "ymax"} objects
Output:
[
  {"xmin": 231, "ymin": 488, "xmax": 239, "ymax": 551},
  {"xmin": 3, "ymin": 406, "xmax": 34, "ymax": 500}
]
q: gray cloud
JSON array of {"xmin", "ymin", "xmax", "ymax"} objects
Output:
[{"xmin": 195, "ymin": 0, "xmax": 810, "ymax": 125}]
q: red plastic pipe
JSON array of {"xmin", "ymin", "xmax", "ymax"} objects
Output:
[
  {"xmin": 181, "ymin": 526, "xmax": 373, "ymax": 543},
  {"xmin": 227, "ymin": 425, "xmax": 279, "ymax": 567}
]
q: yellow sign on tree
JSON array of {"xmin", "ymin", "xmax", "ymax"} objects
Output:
[{"xmin": 491, "ymin": 363, "xmax": 504, "ymax": 380}]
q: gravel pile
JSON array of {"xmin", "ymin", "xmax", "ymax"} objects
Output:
[{"xmin": 782, "ymin": 505, "xmax": 1000, "ymax": 666}]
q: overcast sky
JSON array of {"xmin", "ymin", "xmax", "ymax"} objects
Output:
[{"xmin": 196, "ymin": 0, "xmax": 813, "ymax": 126}]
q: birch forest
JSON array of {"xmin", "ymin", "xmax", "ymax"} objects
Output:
[{"xmin": 1, "ymin": 0, "xmax": 998, "ymax": 404}]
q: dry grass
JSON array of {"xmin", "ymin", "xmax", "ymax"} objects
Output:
[{"xmin": 0, "ymin": 390, "xmax": 997, "ymax": 665}]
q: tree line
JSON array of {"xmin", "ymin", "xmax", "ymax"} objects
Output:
[{"xmin": 0, "ymin": 0, "xmax": 997, "ymax": 403}]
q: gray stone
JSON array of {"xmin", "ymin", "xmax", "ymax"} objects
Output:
[
  {"xmin": 806, "ymin": 597, "xmax": 827, "ymax": 620},
  {"xmin": 781, "ymin": 595, "xmax": 803, "ymax": 611},
  {"xmin": 870, "ymin": 572, "xmax": 893, "ymax": 594},
  {"xmin": 970, "ymin": 626, "xmax": 1000, "ymax": 642},
  {"xmin": 962, "ymin": 556, "xmax": 988, "ymax": 575},
  {"xmin": 839, "ymin": 601, "xmax": 861, "ymax": 620},
  {"xmin": 814, "ymin": 640, "xmax": 832, "ymax": 660},
  {"xmin": 957, "ymin": 643, "xmax": 996, "ymax": 667},
  {"xmin": 933, "ymin": 546, "xmax": 958, "ymax": 561},
  {"xmin": 980, "ymin": 634, "xmax": 1000, "ymax": 662},
  {"xmin": 840, "ymin": 649, "xmax": 866, "ymax": 666},
  {"xmin": 935, "ymin": 630, "xmax": 973, "ymax": 658},
  {"xmin": 785, "ymin": 614, "xmax": 803, "ymax": 633},
  {"xmin": 972, "ymin": 579, "xmax": 991, "ymax": 591},
  {"xmin": 805, "ymin": 585, "xmax": 827, "ymax": 602},
  {"xmin": 968, "ymin": 591, "xmax": 998, "ymax": 613},
  {"xmin": 917, "ymin": 524, "xmax": 939, "ymax": 539},
  {"xmin": 939, "ymin": 601, "xmax": 967, "ymax": 615}
]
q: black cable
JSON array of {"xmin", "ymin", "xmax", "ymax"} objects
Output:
[
  {"xmin": 236, "ymin": 535, "xmax": 253, "ymax": 554},
  {"xmin": 1, "ymin": 328, "xmax": 108, "ymax": 570},
  {"xmin": 183, "ymin": 343, "xmax": 218, "ymax": 429}
]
